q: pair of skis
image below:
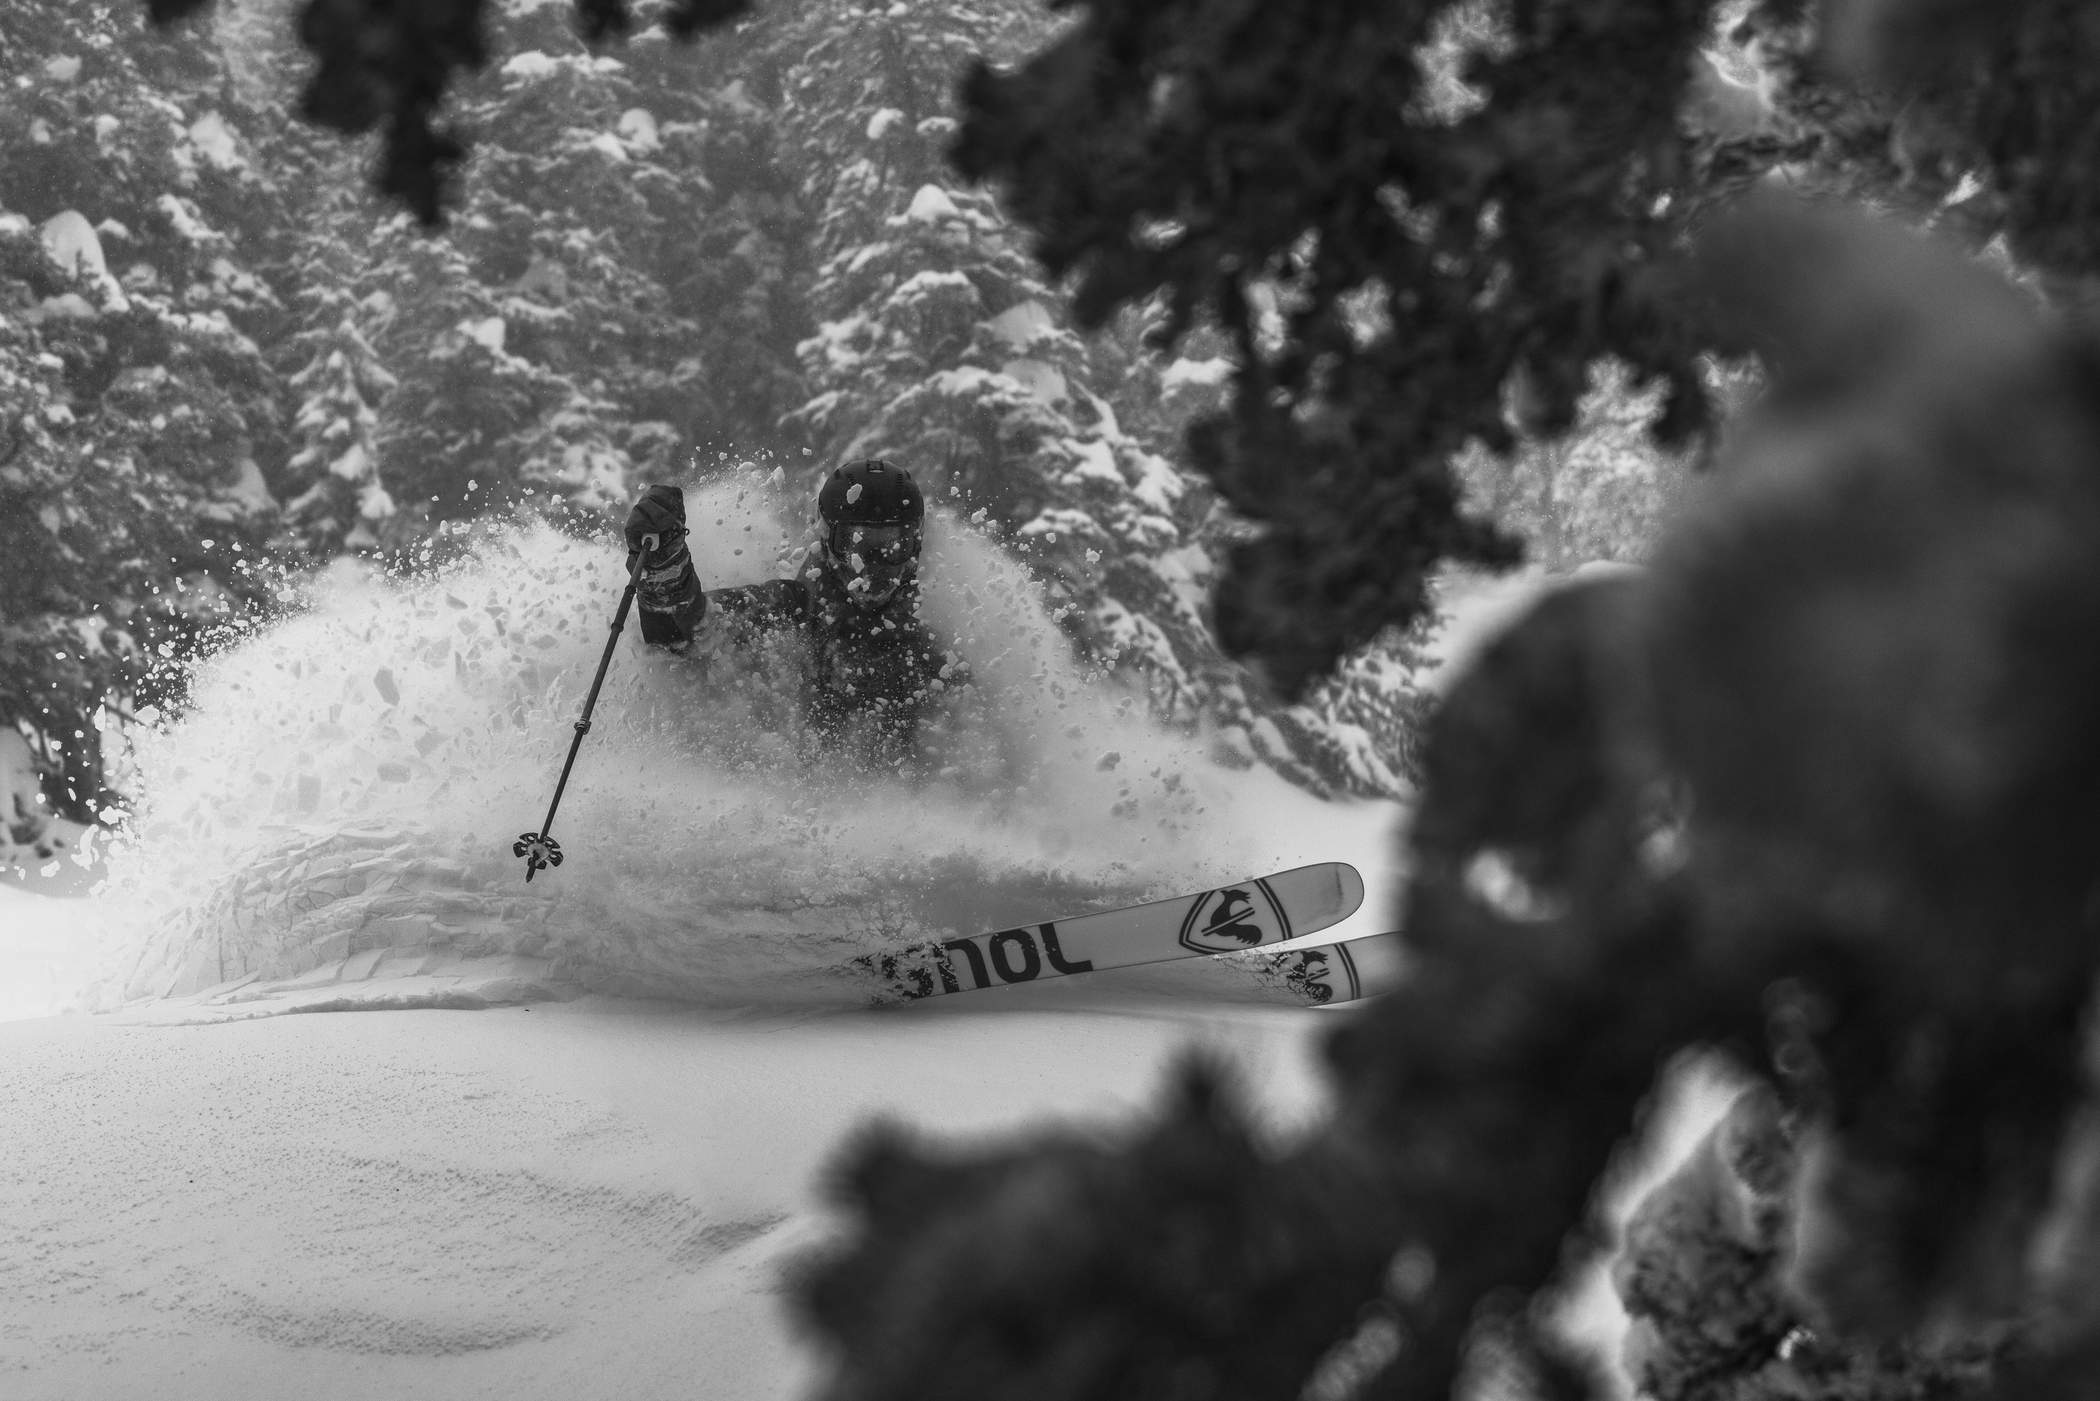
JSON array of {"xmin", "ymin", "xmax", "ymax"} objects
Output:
[{"xmin": 853, "ymin": 861, "xmax": 1404, "ymax": 1008}]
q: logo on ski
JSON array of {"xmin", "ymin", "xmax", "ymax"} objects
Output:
[
  {"xmin": 1178, "ymin": 879, "xmax": 1290, "ymax": 954},
  {"xmin": 1268, "ymin": 944, "xmax": 1364, "ymax": 1005},
  {"xmin": 869, "ymin": 923, "xmax": 1096, "ymax": 999}
]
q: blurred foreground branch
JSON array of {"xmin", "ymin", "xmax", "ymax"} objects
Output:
[
  {"xmin": 791, "ymin": 195, "xmax": 2100, "ymax": 1401},
  {"xmin": 143, "ymin": 0, "xmax": 752, "ymax": 224}
]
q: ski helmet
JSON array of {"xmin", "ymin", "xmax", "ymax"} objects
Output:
[
  {"xmin": 818, "ymin": 458, "xmax": 924, "ymax": 530},
  {"xmin": 818, "ymin": 459, "xmax": 924, "ymax": 607}
]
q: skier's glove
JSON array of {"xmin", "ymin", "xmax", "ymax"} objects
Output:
[
  {"xmin": 624, "ymin": 485, "xmax": 689, "ymax": 563},
  {"xmin": 625, "ymin": 484, "xmax": 700, "ymax": 614}
]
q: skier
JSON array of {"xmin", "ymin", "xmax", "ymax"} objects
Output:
[{"xmin": 623, "ymin": 459, "xmax": 970, "ymax": 771}]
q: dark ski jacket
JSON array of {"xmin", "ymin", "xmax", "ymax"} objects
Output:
[{"xmin": 635, "ymin": 550, "xmax": 967, "ymax": 768}]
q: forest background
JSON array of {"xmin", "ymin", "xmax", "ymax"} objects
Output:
[{"xmin": 0, "ymin": 0, "xmax": 1697, "ymax": 857}]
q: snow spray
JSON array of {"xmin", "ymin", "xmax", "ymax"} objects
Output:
[{"xmin": 88, "ymin": 473, "xmax": 1293, "ymax": 1009}]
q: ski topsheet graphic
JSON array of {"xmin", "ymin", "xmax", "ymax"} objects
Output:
[
  {"xmin": 1232, "ymin": 928, "xmax": 1409, "ymax": 1007},
  {"xmin": 860, "ymin": 862, "xmax": 1365, "ymax": 1001}
]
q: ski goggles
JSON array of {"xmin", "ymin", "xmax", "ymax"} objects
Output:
[{"xmin": 830, "ymin": 523, "xmax": 921, "ymax": 574}]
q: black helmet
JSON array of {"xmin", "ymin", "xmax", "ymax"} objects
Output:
[
  {"xmin": 818, "ymin": 458, "xmax": 924, "ymax": 529},
  {"xmin": 817, "ymin": 459, "xmax": 924, "ymax": 608}
]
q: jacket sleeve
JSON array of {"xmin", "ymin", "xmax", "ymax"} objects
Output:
[
  {"xmin": 636, "ymin": 568, "xmax": 809, "ymax": 652},
  {"xmin": 635, "ymin": 554, "xmax": 708, "ymax": 648}
]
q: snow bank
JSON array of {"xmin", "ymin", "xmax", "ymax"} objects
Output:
[
  {"xmin": 0, "ymin": 887, "xmax": 96, "ymax": 1021},
  {"xmin": 0, "ymin": 991, "xmax": 1336, "ymax": 1400}
]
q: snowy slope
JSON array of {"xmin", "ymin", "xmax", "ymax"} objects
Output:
[
  {"xmin": 0, "ymin": 886, "xmax": 94, "ymax": 1022},
  {"xmin": 0, "ymin": 991, "xmax": 1340, "ymax": 1401}
]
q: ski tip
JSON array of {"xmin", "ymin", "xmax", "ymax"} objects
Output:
[{"xmin": 1335, "ymin": 862, "xmax": 1365, "ymax": 917}]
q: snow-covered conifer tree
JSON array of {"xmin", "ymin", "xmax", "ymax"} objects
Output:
[
  {"xmin": 777, "ymin": 0, "xmax": 1419, "ymax": 796},
  {"xmin": 0, "ymin": 1, "xmax": 287, "ymax": 823},
  {"xmin": 1457, "ymin": 359, "xmax": 1698, "ymax": 571},
  {"xmin": 279, "ymin": 247, "xmax": 399, "ymax": 552},
  {"xmin": 268, "ymin": 0, "xmax": 804, "ymax": 538}
]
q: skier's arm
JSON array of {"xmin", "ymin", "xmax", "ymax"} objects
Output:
[{"xmin": 639, "ymin": 572, "xmax": 809, "ymax": 654}]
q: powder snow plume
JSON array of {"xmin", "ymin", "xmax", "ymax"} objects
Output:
[{"xmin": 87, "ymin": 478, "xmax": 1283, "ymax": 1011}]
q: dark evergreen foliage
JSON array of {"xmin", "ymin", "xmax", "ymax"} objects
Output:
[
  {"xmin": 1811, "ymin": 0, "xmax": 2100, "ymax": 282},
  {"xmin": 798, "ymin": 1068, "xmax": 1406, "ymax": 1401},
  {"xmin": 1649, "ymin": 197, "xmax": 2100, "ymax": 1343},
  {"xmin": 951, "ymin": 0, "xmax": 1729, "ymax": 696}
]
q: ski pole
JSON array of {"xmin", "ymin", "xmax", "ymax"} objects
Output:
[{"xmin": 513, "ymin": 534, "xmax": 657, "ymax": 882}]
